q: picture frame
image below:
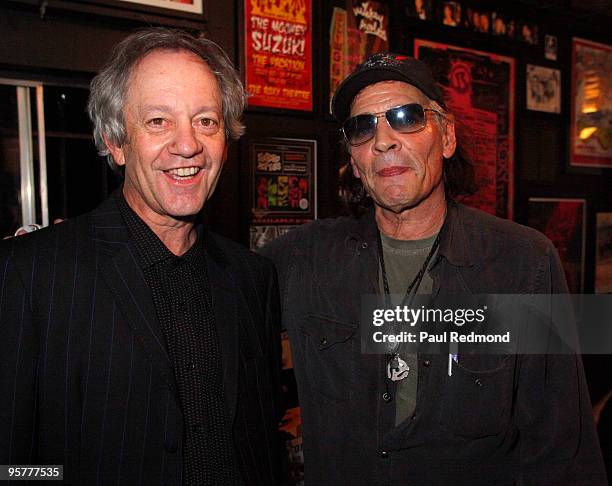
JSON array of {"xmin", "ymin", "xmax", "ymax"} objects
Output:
[
  {"xmin": 527, "ymin": 198, "xmax": 587, "ymax": 293},
  {"xmin": 244, "ymin": 0, "xmax": 313, "ymax": 111},
  {"xmin": 117, "ymin": 0, "xmax": 203, "ymax": 14},
  {"xmin": 526, "ymin": 64, "xmax": 561, "ymax": 114},
  {"xmin": 595, "ymin": 212, "xmax": 612, "ymax": 293},
  {"xmin": 415, "ymin": 39, "xmax": 515, "ymax": 220},
  {"xmin": 570, "ymin": 38, "xmax": 612, "ymax": 168},
  {"xmin": 249, "ymin": 137, "xmax": 317, "ymax": 249}
]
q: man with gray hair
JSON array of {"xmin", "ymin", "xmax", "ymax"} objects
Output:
[{"xmin": 1, "ymin": 28, "xmax": 282, "ymax": 485}]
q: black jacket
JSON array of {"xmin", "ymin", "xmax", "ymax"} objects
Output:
[
  {"xmin": 0, "ymin": 193, "xmax": 283, "ymax": 485},
  {"xmin": 262, "ymin": 200, "xmax": 606, "ymax": 485}
]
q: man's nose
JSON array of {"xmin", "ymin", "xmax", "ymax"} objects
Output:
[
  {"xmin": 372, "ymin": 116, "xmax": 400, "ymax": 153},
  {"xmin": 169, "ymin": 122, "xmax": 203, "ymax": 157}
]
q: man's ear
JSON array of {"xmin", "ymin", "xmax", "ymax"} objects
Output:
[
  {"xmin": 350, "ymin": 155, "xmax": 362, "ymax": 179},
  {"xmin": 441, "ymin": 115, "xmax": 457, "ymax": 159},
  {"xmin": 103, "ymin": 135, "xmax": 126, "ymax": 167}
]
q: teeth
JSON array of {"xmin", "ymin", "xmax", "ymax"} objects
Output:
[{"xmin": 167, "ymin": 167, "xmax": 200, "ymax": 177}]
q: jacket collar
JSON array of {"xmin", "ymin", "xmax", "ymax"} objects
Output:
[{"xmin": 347, "ymin": 199, "xmax": 475, "ymax": 267}]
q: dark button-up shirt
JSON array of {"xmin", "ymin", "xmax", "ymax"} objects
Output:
[
  {"xmin": 118, "ymin": 193, "xmax": 241, "ymax": 485},
  {"xmin": 261, "ymin": 200, "xmax": 606, "ymax": 485}
]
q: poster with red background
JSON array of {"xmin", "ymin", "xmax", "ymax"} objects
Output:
[
  {"xmin": 245, "ymin": 0, "xmax": 312, "ymax": 111},
  {"xmin": 415, "ymin": 39, "xmax": 515, "ymax": 220}
]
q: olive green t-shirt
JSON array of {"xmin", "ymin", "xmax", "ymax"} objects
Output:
[{"xmin": 378, "ymin": 232, "xmax": 437, "ymax": 426}]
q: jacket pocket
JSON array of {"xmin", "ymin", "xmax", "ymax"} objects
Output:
[
  {"xmin": 439, "ymin": 355, "xmax": 514, "ymax": 438},
  {"xmin": 298, "ymin": 313, "xmax": 358, "ymax": 402}
]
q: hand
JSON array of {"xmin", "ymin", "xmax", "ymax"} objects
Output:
[{"xmin": 3, "ymin": 219, "xmax": 64, "ymax": 240}]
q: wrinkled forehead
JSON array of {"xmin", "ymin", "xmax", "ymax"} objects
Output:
[{"xmin": 349, "ymin": 80, "xmax": 433, "ymax": 114}]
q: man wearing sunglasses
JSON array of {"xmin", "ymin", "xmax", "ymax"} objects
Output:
[{"xmin": 262, "ymin": 53, "xmax": 605, "ymax": 484}]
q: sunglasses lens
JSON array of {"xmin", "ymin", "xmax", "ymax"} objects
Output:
[
  {"xmin": 343, "ymin": 114, "xmax": 377, "ymax": 146},
  {"xmin": 387, "ymin": 104, "xmax": 426, "ymax": 133}
]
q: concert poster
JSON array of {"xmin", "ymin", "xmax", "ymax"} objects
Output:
[
  {"xmin": 595, "ymin": 212, "xmax": 612, "ymax": 294},
  {"xmin": 526, "ymin": 64, "xmax": 561, "ymax": 114},
  {"xmin": 249, "ymin": 138, "xmax": 316, "ymax": 250},
  {"xmin": 244, "ymin": 0, "xmax": 313, "ymax": 111},
  {"xmin": 415, "ymin": 39, "xmax": 515, "ymax": 219},
  {"xmin": 329, "ymin": 1, "xmax": 389, "ymax": 111},
  {"xmin": 527, "ymin": 198, "xmax": 586, "ymax": 293},
  {"xmin": 570, "ymin": 38, "xmax": 612, "ymax": 168}
]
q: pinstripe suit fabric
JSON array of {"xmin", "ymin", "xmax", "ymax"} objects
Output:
[{"xmin": 0, "ymin": 194, "xmax": 282, "ymax": 485}]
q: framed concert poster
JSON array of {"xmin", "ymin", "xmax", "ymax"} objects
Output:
[
  {"xmin": 329, "ymin": 1, "xmax": 389, "ymax": 110},
  {"xmin": 249, "ymin": 138, "xmax": 317, "ymax": 250},
  {"xmin": 244, "ymin": 0, "xmax": 313, "ymax": 111},
  {"xmin": 595, "ymin": 212, "xmax": 612, "ymax": 293},
  {"xmin": 527, "ymin": 198, "xmax": 586, "ymax": 293},
  {"xmin": 570, "ymin": 38, "xmax": 612, "ymax": 168},
  {"xmin": 117, "ymin": 0, "xmax": 203, "ymax": 14},
  {"xmin": 415, "ymin": 39, "xmax": 515, "ymax": 219}
]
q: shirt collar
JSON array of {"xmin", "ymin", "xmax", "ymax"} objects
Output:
[
  {"xmin": 349, "ymin": 199, "xmax": 475, "ymax": 267},
  {"xmin": 115, "ymin": 189, "xmax": 204, "ymax": 268}
]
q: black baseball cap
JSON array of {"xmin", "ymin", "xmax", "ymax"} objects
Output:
[{"xmin": 331, "ymin": 52, "xmax": 445, "ymax": 122}]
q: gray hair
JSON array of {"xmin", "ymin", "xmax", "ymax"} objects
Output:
[{"xmin": 88, "ymin": 28, "xmax": 246, "ymax": 171}]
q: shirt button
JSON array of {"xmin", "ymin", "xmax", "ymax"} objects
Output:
[
  {"xmin": 381, "ymin": 451, "xmax": 389, "ymax": 458},
  {"xmin": 320, "ymin": 337, "xmax": 328, "ymax": 346},
  {"xmin": 475, "ymin": 378, "xmax": 483, "ymax": 387},
  {"xmin": 422, "ymin": 360, "xmax": 431, "ymax": 367},
  {"xmin": 382, "ymin": 392, "xmax": 392, "ymax": 402},
  {"xmin": 361, "ymin": 242, "xmax": 369, "ymax": 249}
]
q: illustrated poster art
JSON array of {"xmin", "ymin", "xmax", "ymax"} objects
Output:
[
  {"xmin": 245, "ymin": 0, "xmax": 313, "ymax": 111},
  {"xmin": 415, "ymin": 39, "xmax": 515, "ymax": 219},
  {"xmin": 249, "ymin": 138, "xmax": 316, "ymax": 249},
  {"xmin": 595, "ymin": 213, "xmax": 612, "ymax": 293},
  {"xmin": 570, "ymin": 38, "xmax": 612, "ymax": 168},
  {"xmin": 527, "ymin": 198, "xmax": 586, "ymax": 293},
  {"xmin": 329, "ymin": 1, "xmax": 389, "ymax": 110},
  {"xmin": 526, "ymin": 64, "xmax": 561, "ymax": 114}
]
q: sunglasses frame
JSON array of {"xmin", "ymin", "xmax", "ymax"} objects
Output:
[{"xmin": 341, "ymin": 103, "xmax": 446, "ymax": 147}]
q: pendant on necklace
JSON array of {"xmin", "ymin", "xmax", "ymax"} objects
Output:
[{"xmin": 387, "ymin": 354, "xmax": 409, "ymax": 381}]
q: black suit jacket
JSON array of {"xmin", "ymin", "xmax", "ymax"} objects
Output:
[{"xmin": 0, "ymin": 194, "xmax": 282, "ymax": 485}]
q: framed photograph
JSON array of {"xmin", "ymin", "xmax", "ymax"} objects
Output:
[
  {"xmin": 545, "ymin": 35, "xmax": 558, "ymax": 61},
  {"xmin": 440, "ymin": 1, "xmax": 461, "ymax": 27},
  {"xmin": 527, "ymin": 198, "xmax": 586, "ymax": 293},
  {"xmin": 117, "ymin": 0, "xmax": 203, "ymax": 14},
  {"xmin": 526, "ymin": 64, "xmax": 561, "ymax": 114},
  {"xmin": 329, "ymin": 1, "xmax": 390, "ymax": 110},
  {"xmin": 595, "ymin": 212, "xmax": 612, "ymax": 293},
  {"xmin": 518, "ymin": 21, "xmax": 538, "ymax": 45},
  {"xmin": 244, "ymin": 0, "xmax": 313, "ymax": 111},
  {"xmin": 570, "ymin": 38, "xmax": 612, "ymax": 168},
  {"xmin": 464, "ymin": 8, "xmax": 490, "ymax": 33},
  {"xmin": 406, "ymin": 0, "xmax": 432, "ymax": 21},
  {"xmin": 249, "ymin": 138, "xmax": 317, "ymax": 249},
  {"xmin": 415, "ymin": 39, "xmax": 515, "ymax": 220},
  {"xmin": 491, "ymin": 12, "xmax": 515, "ymax": 38}
]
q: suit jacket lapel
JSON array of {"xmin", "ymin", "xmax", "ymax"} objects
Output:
[
  {"xmin": 90, "ymin": 196, "xmax": 177, "ymax": 397},
  {"xmin": 204, "ymin": 232, "xmax": 240, "ymax": 423}
]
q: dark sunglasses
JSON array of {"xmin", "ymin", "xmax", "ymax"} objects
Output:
[{"xmin": 341, "ymin": 103, "xmax": 445, "ymax": 146}]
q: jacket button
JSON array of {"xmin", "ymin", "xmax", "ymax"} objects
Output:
[
  {"xmin": 381, "ymin": 451, "xmax": 389, "ymax": 458},
  {"xmin": 361, "ymin": 242, "xmax": 368, "ymax": 249},
  {"xmin": 382, "ymin": 392, "xmax": 392, "ymax": 402},
  {"xmin": 320, "ymin": 337, "xmax": 328, "ymax": 345},
  {"xmin": 422, "ymin": 360, "xmax": 431, "ymax": 367},
  {"xmin": 475, "ymin": 378, "xmax": 483, "ymax": 387}
]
